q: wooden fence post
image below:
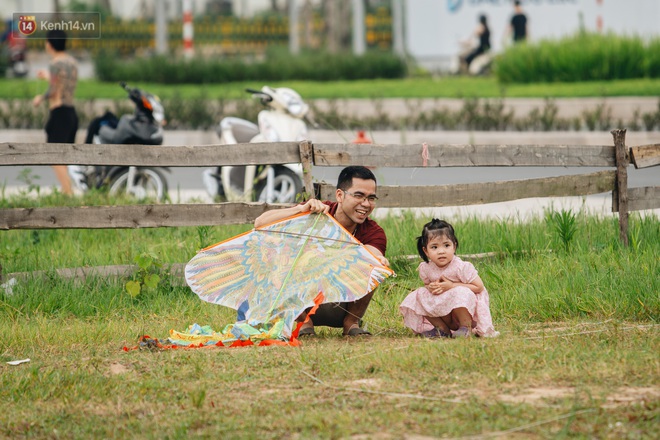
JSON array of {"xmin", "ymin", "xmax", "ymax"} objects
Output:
[
  {"xmin": 298, "ymin": 140, "xmax": 314, "ymax": 200},
  {"xmin": 611, "ymin": 128, "xmax": 629, "ymax": 246}
]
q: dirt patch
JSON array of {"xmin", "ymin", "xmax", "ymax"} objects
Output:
[
  {"xmin": 602, "ymin": 387, "xmax": 659, "ymax": 408},
  {"xmin": 108, "ymin": 362, "xmax": 130, "ymax": 375},
  {"xmin": 498, "ymin": 386, "xmax": 659, "ymax": 407},
  {"xmin": 350, "ymin": 378, "xmax": 382, "ymax": 389},
  {"xmin": 498, "ymin": 387, "xmax": 574, "ymax": 404}
]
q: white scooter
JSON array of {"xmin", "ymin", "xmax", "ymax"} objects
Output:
[
  {"xmin": 203, "ymin": 86, "xmax": 310, "ymax": 203},
  {"xmin": 449, "ymin": 40, "xmax": 493, "ymax": 76}
]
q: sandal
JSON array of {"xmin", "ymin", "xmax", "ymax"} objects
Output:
[
  {"xmin": 343, "ymin": 325, "xmax": 372, "ymax": 337},
  {"xmin": 418, "ymin": 328, "xmax": 451, "ymax": 339},
  {"xmin": 297, "ymin": 327, "xmax": 316, "ymax": 338},
  {"xmin": 452, "ymin": 326, "xmax": 472, "ymax": 338}
]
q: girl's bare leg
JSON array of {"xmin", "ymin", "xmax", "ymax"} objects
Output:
[
  {"xmin": 450, "ymin": 307, "xmax": 473, "ymax": 337},
  {"xmin": 440, "ymin": 314, "xmax": 459, "ymax": 331},
  {"xmin": 425, "ymin": 316, "xmax": 451, "ymax": 334},
  {"xmin": 451, "ymin": 307, "xmax": 472, "ymax": 329}
]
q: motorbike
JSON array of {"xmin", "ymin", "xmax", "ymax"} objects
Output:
[
  {"xmin": 1, "ymin": 21, "xmax": 28, "ymax": 78},
  {"xmin": 67, "ymin": 82, "xmax": 169, "ymax": 201},
  {"xmin": 203, "ymin": 86, "xmax": 310, "ymax": 203},
  {"xmin": 448, "ymin": 39, "xmax": 492, "ymax": 76}
]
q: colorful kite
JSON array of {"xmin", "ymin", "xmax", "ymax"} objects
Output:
[{"xmin": 180, "ymin": 212, "xmax": 395, "ymax": 346}]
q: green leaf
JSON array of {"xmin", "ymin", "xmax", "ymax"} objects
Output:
[
  {"xmin": 135, "ymin": 253, "xmax": 153, "ymax": 271},
  {"xmin": 144, "ymin": 274, "xmax": 160, "ymax": 290},
  {"xmin": 125, "ymin": 280, "xmax": 141, "ymax": 297}
]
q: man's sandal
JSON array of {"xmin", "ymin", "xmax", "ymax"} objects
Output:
[
  {"xmin": 343, "ymin": 325, "xmax": 372, "ymax": 337},
  {"xmin": 298, "ymin": 327, "xmax": 316, "ymax": 338}
]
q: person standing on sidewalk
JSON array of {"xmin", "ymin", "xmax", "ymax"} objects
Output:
[
  {"xmin": 32, "ymin": 29, "xmax": 78, "ymax": 195},
  {"xmin": 508, "ymin": 0, "xmax": 528, "ymax": 43}
]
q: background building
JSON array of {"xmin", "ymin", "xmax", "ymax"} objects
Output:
[{"xmin": 3, "ymin": 0, "xmax": 659, "ymax": 72}]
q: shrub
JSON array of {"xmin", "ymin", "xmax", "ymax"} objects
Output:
[
  {"xmin": 94, "ymin": 50, "xmax": 407, "ymax": 84},
  {"xmin": 646, "ymin": 38, "xmax": 660, "ymax": 78},
  {"xmin": 495, "ymin": 32, "xmax": 658, "ymax": 83}
]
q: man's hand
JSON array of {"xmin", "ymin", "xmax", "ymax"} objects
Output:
[
  {"xmin": 299, "ymin": 199, "xmax": 329, "ymax": 214},
  {"xmin": 255, "ymin": 198, "xmax": 328, "ymax": 229},
  {"xmin": 376, "ymin": 255, "xmax": 389, "ymax": 267},
  {"xmin": 364, "ymin": 245, "xmax": 389, "ymax": 268},
  {"xmin": 37, "ymin": 69, "xmax": 49, "ymax": 80},
  {"xmin": 32, "ymin": 94, "xmax": 44, "ymax": 107}
]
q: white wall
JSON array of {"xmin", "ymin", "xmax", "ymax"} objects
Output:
[{"xmin": 404, "ymin": 0, "xmax": 660, "ymax": 72}]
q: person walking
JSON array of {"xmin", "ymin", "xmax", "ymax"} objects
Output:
[{"xmin": 33, "ymin": 29, "xmax": 78, "ymax": 195}]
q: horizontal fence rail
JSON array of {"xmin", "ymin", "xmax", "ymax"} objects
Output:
[
  {"xmin": 0, "ymin": 203, "xmax": 288, "ymax": 230},
  {"xmin": 312, "ymin": 144, "xmax": 617, "ymax": 167},
  {"xmin": 613, "ymin": 187, "xmax": 660, "ymax": 212},
  {"xmin": 630, "ymin": 144, "xmax": 660, "ymax": 169},
  {"xmin": 1, "ymin": 142, "xmax": 617, "ymax": 168},
  {"xmin": 0, "ymin": 142, "xmax": 303, "ymax": 167},
  {"xmin": 317, "ymin": 171, "xmax": 617, "ymax": 208}
]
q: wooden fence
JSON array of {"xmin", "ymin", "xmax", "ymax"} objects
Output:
[{"xmin": 1, "ymin": 130, "xmax": 659, "ymax": 249}]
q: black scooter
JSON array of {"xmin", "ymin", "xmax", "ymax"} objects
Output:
[{"xmin": 68, "ymin": 83, "xmax": 169, "ymax": 201}]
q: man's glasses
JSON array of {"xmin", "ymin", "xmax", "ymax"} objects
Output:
[{"xmin": 343, "ymin": 190, "xmax": 379, "ymax": 204}]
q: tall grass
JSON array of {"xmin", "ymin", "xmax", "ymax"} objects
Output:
[
  {"xmin": 495, "ymin": 32, "xmax": 659, "ymax": 83},
  {"xmin": 3, "ymin": 202, "xmax": 658, "ymax": 325}
]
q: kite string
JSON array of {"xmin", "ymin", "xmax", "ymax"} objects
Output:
[
  {"xmin": 264, "ymin": 213, "xmax": 323, "ymax": 323},
  {"xmin": 260, "ymin": 229, "xmax": 357, "ymax": 245}
]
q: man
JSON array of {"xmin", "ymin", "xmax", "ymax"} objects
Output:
[
  {"xmin": 254, "ymin": 166, "xmax": 389, "ymax": 337},
  {"xmin": 33, "ymin": 29, "xmax": 78, "ymax": 195},
  {"xmin": 509, "ymin": 0, "xmax": 528, "ymax": 43}
]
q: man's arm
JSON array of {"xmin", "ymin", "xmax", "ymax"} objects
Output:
[
  {"xmin": 365, "ymin": 244, "xmax": 389, "ymax": 267},
  {"xmin": 254, "ymin": 199, "xmax": 329, "ymax": 228},
  {"xmin": 32, "ymin": 66, "xmax": 52, "ymax": 107}
]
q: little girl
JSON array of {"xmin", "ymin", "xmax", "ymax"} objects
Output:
[{"xmin": 400, "ymin": 219, "xmax": 499, "ymax": 338}]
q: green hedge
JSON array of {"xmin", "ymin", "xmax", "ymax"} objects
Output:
[
  {"xmin": 495, "ymin": 32, "xmax": 660, "ymax": 83},
  {"xmin": 94, "ymin": 50, "xmax": 407, "ymax": 84}
]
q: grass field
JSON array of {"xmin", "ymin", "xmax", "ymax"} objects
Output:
[
  {"xmin": 1, "ymin": 196, "xmax": 658, "ymax": 438},
  {"xmin": 2, "ymin": 77, "xmax": 660, "ymax": 100}
]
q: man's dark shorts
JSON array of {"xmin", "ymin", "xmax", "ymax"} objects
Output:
[
  {"xmin": 45, "ymin": 105, "xmax": 78, "ymax": 143},
  {"xmin": 310, "ymin": 302, "xmax": 348, "ymax": 328}
]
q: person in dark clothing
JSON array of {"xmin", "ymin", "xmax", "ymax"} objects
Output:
[
  {"xmin": 509, "ymin": 0, "xmax": 528, "ymax": 43},
  {"xmin": 463, "ymin": 14, "xmax": 491, "ymax": 69}
]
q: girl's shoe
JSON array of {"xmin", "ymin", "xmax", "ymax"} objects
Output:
[
  {"xmin": 418, "ymin": 328, "xmax": 451, "ymax": 339},
  {"xmin": 453, "ymin": 326, "xmax": 472, "ymax": 338}
]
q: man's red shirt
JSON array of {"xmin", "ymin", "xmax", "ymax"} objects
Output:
[{"xmin": 324, "ymin": 201, "xmax": 387, "ymax": 256}]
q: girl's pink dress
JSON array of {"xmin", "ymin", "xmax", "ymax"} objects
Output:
[{"xmin": 399, "ymin": 257, "xmax": 499, "ymax": 337}]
